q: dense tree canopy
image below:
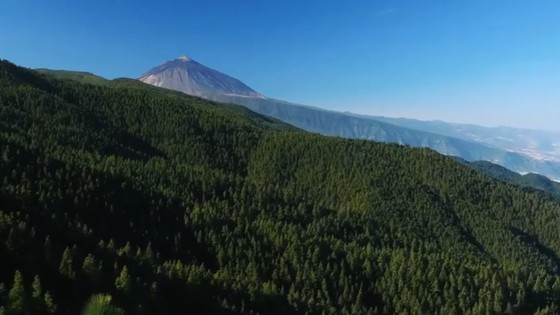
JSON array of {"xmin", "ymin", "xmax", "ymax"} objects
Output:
[
  {"xmin": 1, "ymin": 59, "xmax": 560, "ymax": 314},
  {"xmin": 457, "ymin": 159, "xmax": 560, "ymax": 196}
]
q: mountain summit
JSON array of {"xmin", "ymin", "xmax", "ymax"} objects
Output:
[{"xmin": 139, "ymin": 56, "xmax": 266, "ymax": 98}]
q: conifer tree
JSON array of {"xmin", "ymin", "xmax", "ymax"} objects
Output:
[
  {"xmin": 44, "ymin": 291, "xmax": 57, "ymax": 314},
  {"xmin": 82, "ymin": 254, "xmax": 101, "ymax": 281},
  {"xmin": 31, "ymin": 275, "xmax": 44, "ymax": 312},
  {"xmin": 115, "ymin": 265, "xmax": 131, "ymax": 294},
  {"xmin": 59, "ymin": 247, "xmax": 75, "ymax": 279},
  {"xmin": 8, "ymin": 270, "xmax": 26, "ymax": 314}
]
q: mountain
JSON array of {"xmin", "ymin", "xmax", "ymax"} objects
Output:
[
  {"xmin": 6, "ymin": 59, "xmax": 560, "ymax": 313},
  {"xmin": 138, "ymin": 57, "xmax": 560, "ymax": 180},
  {"xmin": 138, "ymin": 55, "xmax": 265, "ymax": 99}
]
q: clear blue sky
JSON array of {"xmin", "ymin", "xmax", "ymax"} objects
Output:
[{"xmin": 1, "ymin": 0, "xmax": 559, "ymax": 130}]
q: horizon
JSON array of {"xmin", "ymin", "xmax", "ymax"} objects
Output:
[{"xmin": 1, "ymin": 1, "xmax": 559, "ymax": 131}]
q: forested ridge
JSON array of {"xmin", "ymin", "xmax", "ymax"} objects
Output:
[
  {"xmin": 456, "ymin": 159, "xmax": 560, "ymax": 197},
  {"xmin": 2, "ymin": 59, "xmax": 560, "ymax": 314}
]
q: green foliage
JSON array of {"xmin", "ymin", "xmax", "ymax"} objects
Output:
[
  {"xmin": 30, "ymin": 275, "xmax": 44, "ymax": 313},
  {"xmin": 460, "ymin": 159, "xmax": 560, "ymax": 196},
  {"xmin": 58, "ymin": 247, "xmax": 75, "ymax": 279},
  {"xmin": 2, "ymin": 59, "xmax": 560, "ymax": 314},
  {"xmin": 30, "ymin": 276, "xmax": 41, "ymax": 301},
  {"xmin": 43, "ymin": 292, "xmax": 57, "ymax": 314},
  {"xmin": 81, "ymin": 294, "xmax": 125, "ymax": 315},
  {"xmin": 114, "ymin": 266, "xmax": 131, "ymax": 295},
  {"xmin": 35, "ymin": 69, "xmax": 108, "ymax": 86},
  {"xmin": 82, "ymin": 254, "xmax": 102, "ymax": 282},
  {"xmin": 7, "ymin": 271, "xmax": 25, "ymax": 314}
]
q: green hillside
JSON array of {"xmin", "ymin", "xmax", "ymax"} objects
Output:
[
  {"xmin": 457, "ymin": 159, "xmax": 560, "ymax": 196},
  {"xmin": 2, "ymin": 60, "xmax": 560, "ymax": 314},
  {"xmin": 35, "ymin": 69, "xmax": 108, "ymax": 85},
  {"xmin": 199, "ymin": 94, "xmax": 560, "ymax": 181}
]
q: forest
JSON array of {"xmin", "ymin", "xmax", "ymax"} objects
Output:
[
  {"xmin": 457, "ymin": 159, "xmax": 560, "ymax": 196},
  {"xmin": 2, "ymin": 59, "xmax": 560, "ymax": 314}
]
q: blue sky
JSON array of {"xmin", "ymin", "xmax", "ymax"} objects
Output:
[{"xmin": 1, "ymin": 0, "xmax": 559, "ymax": 130}]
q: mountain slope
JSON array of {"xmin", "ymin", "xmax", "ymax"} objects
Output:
[
  {"xmin": 456, "ymin": 158, "xmax": 560, "ymax": 196},
  {"xmin": 138, "ymin": 57, "xmax": 560, "ymax": 180},
  {"xmin": 4, "ymin": 60, "xmax": 560, "ymax": 314},
  {"xmin": 35, "ymin": 68, "xmax": 108, "ymax": 85},
  {"xmin": 138, "ymin": 56, "xmax": 265, "ymax": 98}
]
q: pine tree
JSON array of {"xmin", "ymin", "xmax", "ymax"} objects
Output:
[
  {"xmin": 115, "ymin": 265, "xmax": 131, "ymax": 294},
  {"xmin": 144, "ymin": 242, "xmax": 154, "ymax": 263},
  {"xmin": 8, "ymin": 270, "xmax": 26, "ymax": 314},
  {"xmin": 31, "ymin": 275, "xmax": 42, "ymax": 299},
  {"xmin": 44, "ymin": 291, "xmax": 57, "ymax": 314},
  {"xmin": 82, "ymin": 253, "xmax": 101, "ymax": 281},
  {"xmin": 59, "ymin": 247, "xmax": 75, "ymax": 279},
  {"xmin": 31, "ymin": 275, "xmax": 44, "ymax": 312}
]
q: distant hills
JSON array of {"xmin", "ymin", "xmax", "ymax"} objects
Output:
[
  {"xmin": 370, "ymin": 116, "xmax": 560, "ymax": 164},
  {"xmin": 138, "ymin": 56, "xmax": 560, "ymax": 180}
]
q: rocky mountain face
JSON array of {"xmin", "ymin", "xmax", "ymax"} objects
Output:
[
  {"xmin": 138, "ymin": 56, "xmax": 560, "ymax": 180},
  {"xmin": 139, "ymin": 56, "xmax": 265, "ymax": 98}
]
